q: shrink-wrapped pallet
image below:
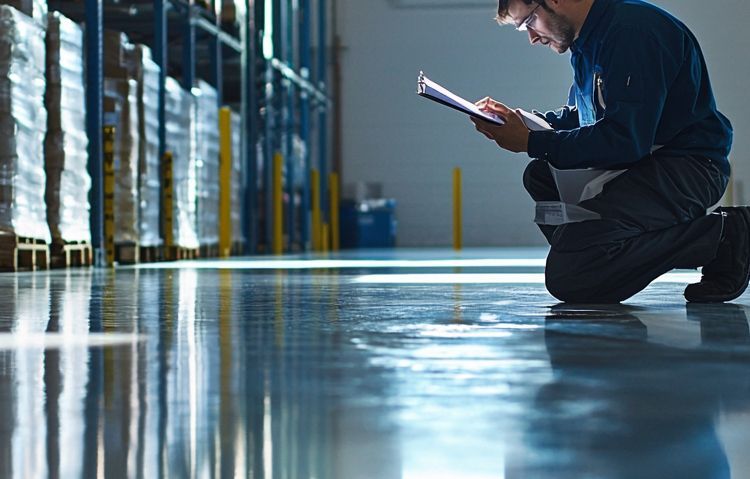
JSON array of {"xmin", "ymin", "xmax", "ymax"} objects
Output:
[
  {"xmin": 45, "ymin": 11, "xmax": 91, "ymax": 243},
  {"xmin": 230, "ymin": 111, "xmax": 244, "ymax": 246},
  {"xmin": 220, "ymin": 0, "xmax": 247, "ymax": 32},
  {"xmin": 0, "ymin": 6, "xmax": 49, "ymax": 242},
  {"xmin": 104, "ymin": 32, "xmax": 140, "ymax": 244},
  {"xmin": 0, "ymin": 0, "xmax": 46, "ymax": 25},
  {"xmin": 165, "ymin": 77, "xmax": 198, "ymax": 249},
  {"xmin": 135, "ymin": 45, "xmax": 161, "ymax": 248},
  {"xmin": 194, "ymin": 80, "xmax": 220, "ymax": 247},
  {"xmin": 104, "ymin": 78, "xmax": 140, "ymax": 244}
]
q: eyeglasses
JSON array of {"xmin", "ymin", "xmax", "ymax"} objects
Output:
[{"xmin": 516, "ymin": 3, "xmax": 542, "ymax": 31}]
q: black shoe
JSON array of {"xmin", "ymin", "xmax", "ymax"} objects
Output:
[{"xmin": 684, "ymin": 207, "xmax": 750, "ymax": 303}]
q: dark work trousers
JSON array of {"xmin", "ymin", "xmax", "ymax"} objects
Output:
[{"xmin": 523, "ymin": 155, "xmax": 729, "ymax": 303}]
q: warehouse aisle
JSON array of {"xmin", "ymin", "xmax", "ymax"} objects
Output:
[{"xmin": 1, "ymin": 248, "xmax": 749, "ymax": 478}]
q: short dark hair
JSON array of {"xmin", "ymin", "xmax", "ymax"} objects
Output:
[{"xmin": 495, "ymin": 0, "xmax": 542, "ymax": 25}]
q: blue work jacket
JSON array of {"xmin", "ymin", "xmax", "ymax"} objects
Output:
[{"xmin": 527, "ymin": 0, "xmax": 733, "ymax": 175}]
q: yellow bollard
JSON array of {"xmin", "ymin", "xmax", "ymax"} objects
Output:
[
  {"xmin": 330, "ymin": 172, "xmax": 340, "ymax": 252},
  {"xmin": 218, "ymin": 107, "xmax": 233, "ymax": 257},
  {"xmin": 103, "ymin": 126, "xmax": 116, "ymax": 267},
  {"xmin": 311, "ymin": 169, "xmax": 321, "ymax": 251},
  {"xmin": 453, "ymin": 167, "xmax": 462, "ymax": 251},
  {"xmin": 162, "ymin": 151, "xmax": 175, "ymax": 260},
  {"xmin": 321, "ymin": 223, "xmax": 330, "ymax": 253},
  {"xmin": 273, "ymin": 152, "xmax": 284, "ymax": 255}
]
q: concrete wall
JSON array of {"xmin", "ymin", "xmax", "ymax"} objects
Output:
[{"xmin": 336, "ymin": 0, "xmax": 750, "ymax": 246}]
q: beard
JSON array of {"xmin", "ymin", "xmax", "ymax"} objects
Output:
[{"xmin": 540, "ymin": 9, "xmax": 577, "ymax": 53}]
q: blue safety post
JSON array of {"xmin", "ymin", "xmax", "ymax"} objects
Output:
[
  {"xmin": 284, "ymin": 0, "xmax": 296, "ymax": 250},
  {"xmin": 244, "ymin": 0, "xmax": 258, "ymax": 253},
  {"xmin": 299, "ymin": 0, "xmax": 312, "ymax": 250},
  {"xmin": 85, "ymin": 0, "xmax": 104, "ymax": 265},
  {"xmin": 317, "ymin": 0, "xmax": 328, "ymax": 227}
]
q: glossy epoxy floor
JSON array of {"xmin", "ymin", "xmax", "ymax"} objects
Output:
[{"xmin": 2, "ymin": 247, "xmax": 750, "ymax": 479}]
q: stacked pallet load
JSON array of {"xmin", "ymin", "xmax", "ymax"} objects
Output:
[
  {"xmin": 135, "ymin": 45, "xmax": 162, "ymax": 262},
  {"xmin": 0, "ymin": 6, "xmax": 50, "ymax": 271},
  {"xmin": 230, "ymin": 111, "xmax": 245, "ymax": 253},
  {"xmin": 220, "ymin": 0, "xmax": 245, "ymax": 33},
  {"xmin": 104, "ymin": 31, "xmax": 140, "ymax": 264},
  {"xmin": 45, "ymin": 12, "xmax": 92, "ymax": 268},
  {"xmin": 0, "ymin": 0, "xmax": 46, "ymax": 23},
  {"xmin": 194, "ymin": 80, "xmax": 220, "ymax": 257},
  {"xmin": 165, "ymin": 77, "xmax": 199, "ymax": 258}
]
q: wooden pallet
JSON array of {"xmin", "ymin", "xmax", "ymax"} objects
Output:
[
  {"xmin": 164, "ymin": 245, "xmax": 199, "ymax": 261},
  {"xmin": 115, "ymin": 242, "xmax": 140, "ymax": 265},
  {"xmin": 139, "ymin": 245, "xmax": 163, "ymax": 263},
  {"xmin": 231, "ymin": 240, "xmax": 246, "ymax": 256},
  {"xmin": 0, "ymin": 234, "xmax": 49, "ymax": 272},
  {"xmin": 199, "ymin": 243, "xmax": 219, "ymax": 259},
  {"xmin": 50, "ymin": 240, "xmax": 93, "ymax": 269}
]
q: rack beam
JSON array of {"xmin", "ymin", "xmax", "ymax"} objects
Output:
[
  {"xmin": 193, "ymin": 17, "xmax": 243, "ymax": 52},
  {"xmin": 270, "ymin": 58, "xmax": 329, "ymax": 105}
]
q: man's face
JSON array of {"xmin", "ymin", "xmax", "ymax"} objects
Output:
[{"xmin": 507, "ymin": 0, "xmax": 577, "ymax": 54}]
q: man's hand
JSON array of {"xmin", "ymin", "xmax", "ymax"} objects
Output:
[{"xmin": 471, "ymin": 97, "xmax": 530, "ymax": 154}]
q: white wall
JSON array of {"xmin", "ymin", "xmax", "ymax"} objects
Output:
[{"xmin": 337, "ymin": 0, "xmax": 750, "ymax": 246}]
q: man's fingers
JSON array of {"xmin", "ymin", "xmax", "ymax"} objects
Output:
[
  {"xmin": 473, "ymin": 124, "xmax": 493, "ymax": 139},
  {"xmin": 484, "ymin": 101, "xmax": 513, "ymax": 116},
  {"xmin": 475, "ymin": 98, "xmax": 514, "ymax": 120},
  {"xmin": 474, "ymin": 96, "xmax": 491, "ymax": 108},
  {"xmin": 479, "ymin": 130, "xmax": 494, "ymax": 140},
  {"xmin": 470, "ymin": 118, "xmax": 496, "ymax": 140}
]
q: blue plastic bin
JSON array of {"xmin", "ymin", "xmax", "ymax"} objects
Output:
[{"xmin": 340, "ymin": 199, "xmax": 397, "ymax": 248}]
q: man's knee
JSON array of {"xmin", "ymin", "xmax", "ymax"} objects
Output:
[
  {"xmin": 545, "ymin": 250, "xmax": 624, "ymax": 303},
  {"xmin": 545, "ymin": 272, "xmax": 624, "ymax": 303},
  {"xmin": 546, "ymin": 271, "xmax": 589, "ymax": 303}
]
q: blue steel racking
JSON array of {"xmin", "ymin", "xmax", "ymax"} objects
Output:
[
  {"xmin": 84, "ymin": 1, "xmax": 104, "ymax": 265},
  {"xmin": 80, "ymin": 0, "xmax": 330, "ymax": 260}
]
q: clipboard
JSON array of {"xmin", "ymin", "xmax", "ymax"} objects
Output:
[
  {"xmin": 417, "ymin": 71, "xmax": 504, "ymax": 125},
  {"xmin": 416, "ymin": 71, "xmax": 553, "ymax": 131}
]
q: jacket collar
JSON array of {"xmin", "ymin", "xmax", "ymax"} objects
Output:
[{"xmin": 571, "ymin": 0, "xmax": 612, "ymax": 52}]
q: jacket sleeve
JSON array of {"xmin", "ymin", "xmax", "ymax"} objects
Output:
[
  {"xmin": 533, "ymin": 84, "xmax": 579, "ymax": 131},
  {"xmin": 534, "ymin": 105, "xmax": 580, "ymax": 131},
  {"xmin": 527, "ymin": 26, "xmax": 682, "ymax": 169}
]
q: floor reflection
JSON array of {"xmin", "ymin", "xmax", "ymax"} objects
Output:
[
  {"xmin": 0, "ymin": 253, "xmax": 748, "ymax": 478},
  {"xmin": 509, "ymin": 303, "xmax": 750, "ymax": 479}
]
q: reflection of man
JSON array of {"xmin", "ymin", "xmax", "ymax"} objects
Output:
[
  {"xmin": 471, "ymin": 0, "xmax": 750, "ymax": 304},
  {"xmin": 522, "ymin": 304, "xmax": 750, "ymax": 478}
]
